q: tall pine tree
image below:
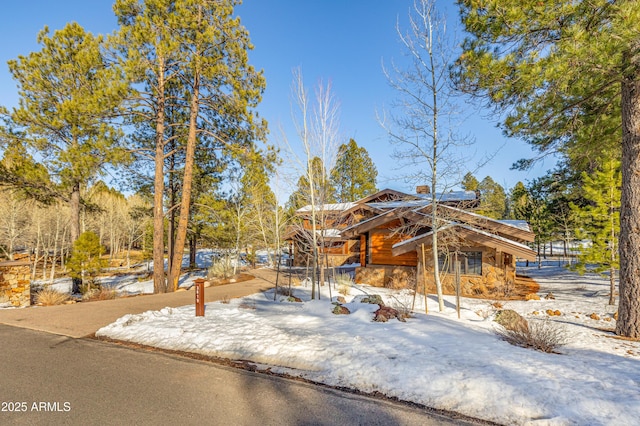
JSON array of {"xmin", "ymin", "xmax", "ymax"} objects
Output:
[
  {"xmin": 571, "ymin": 156, "xmax": 621, "ymax": 305},
  {"xmin": 330, "ymin": 139, "xmax": 378, "ymax": 202},
  {"xmin": 454, "ymin": 0, "xmax": 640, "ymax": 337}
]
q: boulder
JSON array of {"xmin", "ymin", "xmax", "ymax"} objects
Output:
[
  {"xmin": 494, "ymin": 309, "xmax": 528, "ymax": 332},
  {"xmin": 373, "ymin": 306, "xmax": 406, "ymax": 323},
  {"xmin": 361, "ymin": 294, "xmax": 384, "ymax": 306},
  {"xmin": 332, "ymin": 304, "xmax": 350, "ymax": 315}
]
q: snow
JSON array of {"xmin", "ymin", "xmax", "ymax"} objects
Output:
[
  {"xmin": 95, "ymin": 262, "xmax": 640, "ymax": 425},
  {"xmin": 30, "ymin": 249, "xmax": 222, "ymax": 296}
]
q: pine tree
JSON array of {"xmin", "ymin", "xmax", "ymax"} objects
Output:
[
  {"xmin": 461, "ymin": 172, "xmax": 479, "ymax": 192},
  {"xmin": 67, "ymin": 231, "xmax": 106, "ymax": 293},
  {"xmin": 6, "ymin": 23, "xmax": 128, "ymax": 249},
  {"xmin": 507, "ymin": 182, "xmax": 530, "ymax": 221},
  {"xmin": 114, "ymin": 0, "xmax": 266, "ymax": 292},
  {"xmin": 477, "ymin": 176, "xmax": 506, "ymax": 219},
  {"xmin": 330, "ymin": 139, "xmax": 378, "ymax": 202},
  {"xmin": 571, "ymin": 157, "xmax": 621, "ymax": 305},
  {"xmin": 454, "ymin": 0, "xmax": 640, "ymax": 337}
]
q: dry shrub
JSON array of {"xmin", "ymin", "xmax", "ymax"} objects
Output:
[
  {"xmin": 496, "ymin": 319, "xmax": 567, "ymax": 353},
  {"xmin": 36, "ymin": 287, "xmax": 70, "ymax": 306},
  {"xmin": 335, "ymin": 273, "xmax": 353, "ymax": 296},
  {"xmin": 525, "ymin": 293, "xmax": 540, "ymax": 301},
  {"xmin": 386, "ymin": 270, "xmax": 416, "ymax": 290},
  {"xmin": 239, "ymin": 301, "xmax": 256, "ymax": 310},
  {"xmin": 207, "ymin": 258, "xmax": 234, "ymax": 280},
  {"xmin": 472, "ymin": 283, "xmax": 489, "ymax": 296},
  {"xmin": 221, "ymin": 295, "xmax": 230, "ymax": 304},
  {"xmin": 491, "ymin": 301, "xmax": 503, "ymax": 309},
  {"xmin": 82, "ymin": 287, "xmax": 117, "ymax": 302},
  {"xmin": 276, "ymin": 286, "xmax": 294, "ymax": 297}
]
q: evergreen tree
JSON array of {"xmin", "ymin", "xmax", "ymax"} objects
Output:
[
  {"xmin": 477, "ymin": 176, "xmax": 506, "ymax": 219},
  {"xmin": 6, "ymin": 23, "xmax": 128, "ymax": 249},
  {"xmin": 114, "ymin": 0, "xmax": 266, "ymax": 292},
  {"xmin": 67, "ymin": 231, "xmax": 106, "ymax": 293},
  {"xmin": 461, "ymin": 172, "xmax": 479, "ymax": 192},
  {"xmin": 330, "ymin": 139, "xmax": 378, "ymax": 202},
  {"xmin": 454, "ymin": 0, "xmax": 640, "ymax": 337},
  {"xmin": 571, "ymin": 156, "xmax": 621, "ymax": 305},
  {"xmin": 507, "ymin": 182, "xmax": 530, "ymax": 221},
  {"xmin": 286, "ymin": 156, "xmax": 335, "ymax": 217}
]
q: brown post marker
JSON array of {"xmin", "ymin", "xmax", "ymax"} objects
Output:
[
  {"xmin": 455, "ymin": 255, "xmax": 461, "ymax": 319},
  {"xmin": 194, "ymin": 278, "xmax": 205, "ymax": 317}
]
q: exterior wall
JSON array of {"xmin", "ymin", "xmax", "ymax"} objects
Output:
[
  {"xmin": 0, "ymin": 261, "xmax": 31, "ymax": 307},
  {"xmin": 355, "ymin": 265, "xmax": 416, "ymax": 288},
  {"xmin": 369, "ymin": 229, "xmax": 418, "ymax": 267},
  {"xmin": 355, "ymin": 246, "xmax": 518, "ymax": 298}
]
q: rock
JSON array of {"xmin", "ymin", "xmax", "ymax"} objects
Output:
[
  {"xmin": 287, "ymin": 296, "xmax": 302, "ymax": 303},
  {"xmin": 544, "ymin": 292, "xmax": 555, "ymax": 300},
  {"xmin": 361, "ymin": 294, "xmax": 385, "ymax": 306},
  {"xmin": 494, "ymin": 309, "xmax": 528, "ymax": 332},
  {"xmin": 332, "ymin": 304, "xmax": 350, "ymax": 315},
  {"xmin": 336, "ymin": 296, "xmax": 346, "ymax": 304},
  {"xmin": 373, "ymin": 306, "xmax": 406, "ymax": 323}
]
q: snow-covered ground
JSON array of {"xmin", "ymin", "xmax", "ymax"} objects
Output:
[
  {"xmin": 29, "ymin": 249, "xmax": 229, "ymax": 296},
  {"xmin": 95, "ymin": 263, "xmax": 639, "ymax": 425}
]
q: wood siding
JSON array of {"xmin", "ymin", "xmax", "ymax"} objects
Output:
[{"xmin": 370, "ymin": 229, "xmax": 417, "ymax": 266}]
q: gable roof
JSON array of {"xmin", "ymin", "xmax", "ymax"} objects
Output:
[
  {"xmin": 415, "ymin": 203, "xmax": 535, "ymax": 243},
  {"xmin": 391, "ymin": 223, "xmax": 537, "ymax": 261}
]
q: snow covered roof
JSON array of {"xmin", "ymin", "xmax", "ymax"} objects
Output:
[
  {"xmin": 497, "ymin": 220, "xmax": 531, "ymax": 232},
  {"xmin": 366, "ymin": 190, "xmax": 477, "ymax": 210},
  {"xmin": 391, "ymin": 222, "xmax": 536, "ymax": 260},
  {"xmin": 296, "ymin": 202, "xmax": 357, "ymax": 214}
]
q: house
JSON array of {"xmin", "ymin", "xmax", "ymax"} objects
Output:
[{"xmin": 287, "ymin": 187, "xmax": 536, "ymax": 297}]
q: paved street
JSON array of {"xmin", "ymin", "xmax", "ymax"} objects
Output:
[{"xmin": 0, "ymin": 325, "xmax": 481, "ymax": 426}]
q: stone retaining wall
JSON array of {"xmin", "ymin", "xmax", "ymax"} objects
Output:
[{"xmin": 0, "ymin": 261, "xmax": 31, "ymax": 307}]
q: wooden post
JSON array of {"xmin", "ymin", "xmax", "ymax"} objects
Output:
[
  {"xmin": 194, "ymin": 278, "xmax": 205, "ymax": 317},
  {"xmin": 454, "ymin": 253, "xmax": 461, "ymax": 319},
  {"xmin": 421, "ymin": 243, "xmax": 428, "ymax": 314},
  {"xmin": 412, "ymin": 257, "xmax": 419, "ymax": 312}
]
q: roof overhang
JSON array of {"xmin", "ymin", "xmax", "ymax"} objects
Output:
[{"xmin": 392, "ymin": 223, "xmax": 536, "ymax": 261}]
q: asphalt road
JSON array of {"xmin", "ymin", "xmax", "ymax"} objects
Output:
[{"xmin": 0, "ymin": 325, "xmax": 483, "ymax": 426}]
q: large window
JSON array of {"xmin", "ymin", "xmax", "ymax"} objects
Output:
[{"xmin": 438, "ymin": 251, "xmax": 482, "ymax": 276}]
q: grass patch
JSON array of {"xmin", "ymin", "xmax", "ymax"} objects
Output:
[{"xmin": 35, "ymin": 287, "xmax": 70, "ymax": 306}]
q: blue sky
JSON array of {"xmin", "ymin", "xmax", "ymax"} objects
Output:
[{"xmin": 0, "ymin": 0, "xmax": 552, "ymax": 196}]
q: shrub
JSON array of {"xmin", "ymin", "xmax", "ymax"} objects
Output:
[
  {"xmin": 335, "ymin": 273, "xmax": 353, "ymax": 296},
  {"xmin": 36, "ymin": 287, "xmax": 70, "ymax": 306},
  {"xmin": 82, "ymin": 287, "xmax": 117, "ymax": 302},
  {"xmin": 67, "ymin": 231, "xmax": 106, "ymax": 291},
  {"xmin": 496, "ymin": 319, "xmax": 567, "ymax": 353},
  {"xmin": 207, "ymin": 258, "xmax": 234, "ymax": 280},
  {"xmin": 385, "ymin": 270, "xmax": 416, "ymax": 290}
]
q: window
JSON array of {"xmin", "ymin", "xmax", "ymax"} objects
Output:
[{"xmin": 438, "ymin": 251, "xmax": 482, "ymax": 276}]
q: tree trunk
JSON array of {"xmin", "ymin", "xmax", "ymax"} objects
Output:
[
  {"xmin": 617, "ymin": 69, "xmax": 640, "ymax": 337},
  {"xmin": 168, "ymin": 69, "xmax": 200, "ymax": 292},
  {"xmin": 152, "ymin": 57, "xmax": 167, "ymax": 294},
  {"xmin": 189, "ymin": 232, "xmax": 197, "ymax": 269}
]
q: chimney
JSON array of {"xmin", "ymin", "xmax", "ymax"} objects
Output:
[{"xmin": 416, "ymin": 185, "xmax": 430, "ymax": 195}]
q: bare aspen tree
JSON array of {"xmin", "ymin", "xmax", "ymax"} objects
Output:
[
  {"xmin": 381, "ymin": 0, "xmax": 475, "ymax": 311},
  {"xmin": 288, "ymin": 68, "xmax": 341, "ymax": 299}
]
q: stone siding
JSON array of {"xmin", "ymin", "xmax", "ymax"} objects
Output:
[
  {"xmin": 355, "ymin": 248, "xmax": 518, "ymax": 298},
  {"xmin": 0, "ymin": 261, "xmax": 31, "ymax": 307}
]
